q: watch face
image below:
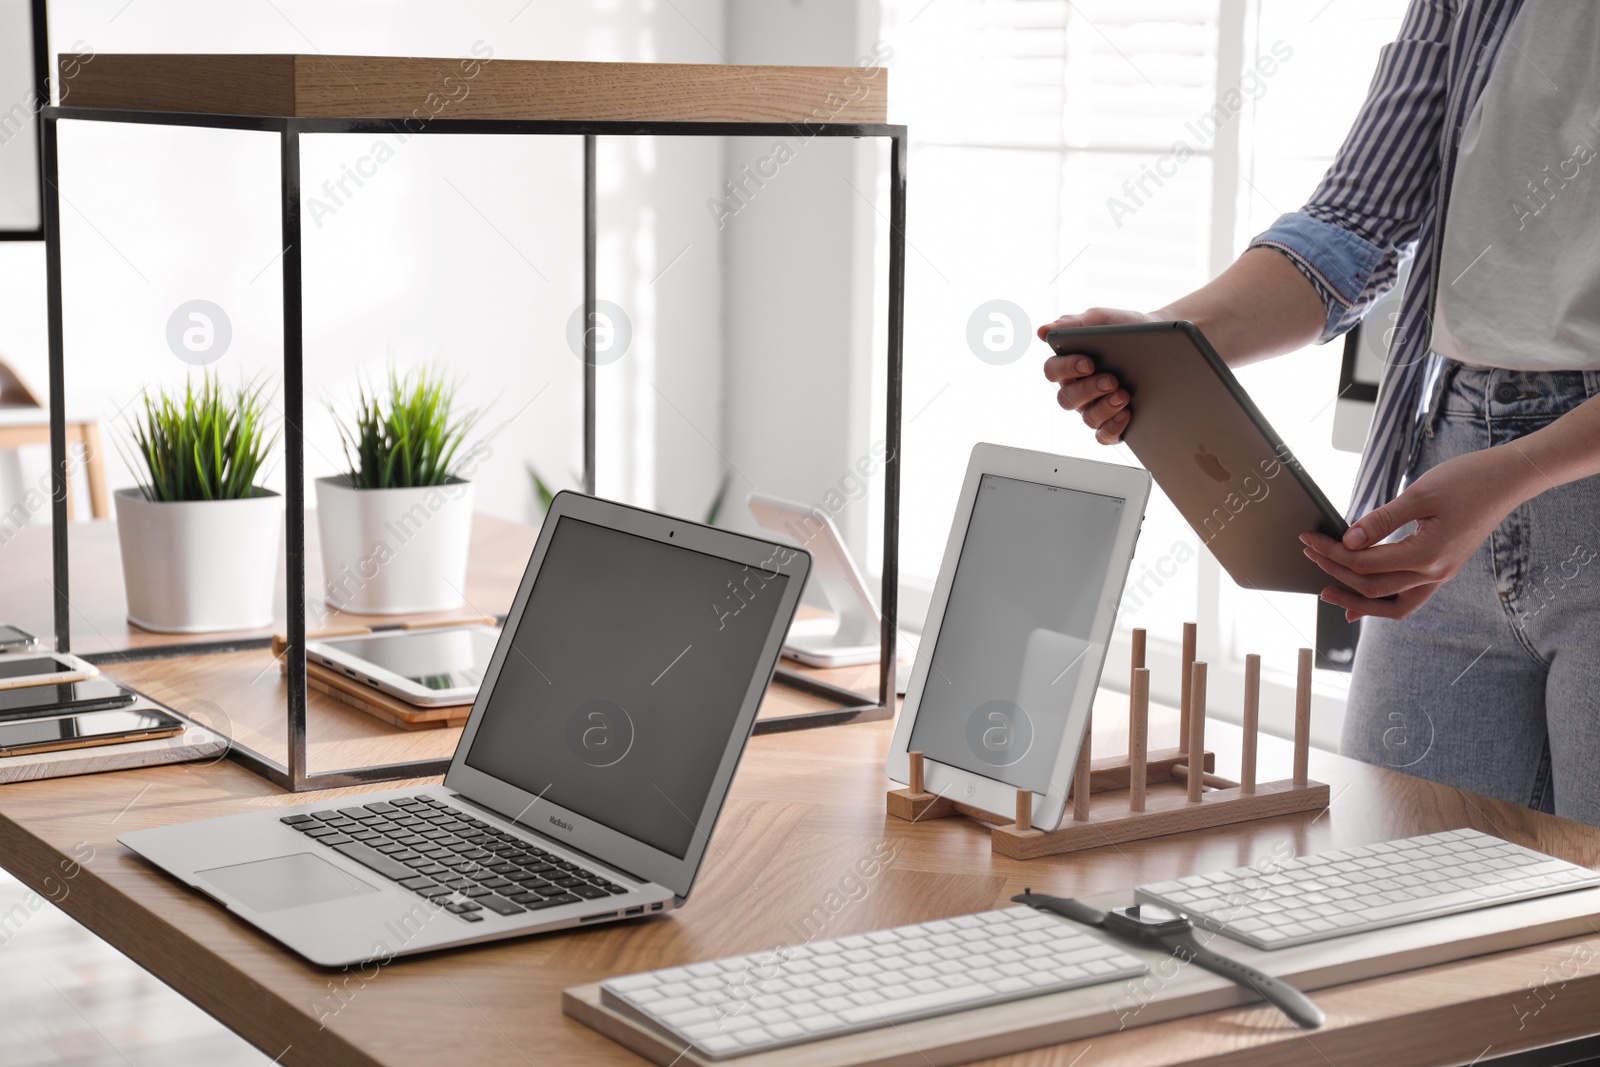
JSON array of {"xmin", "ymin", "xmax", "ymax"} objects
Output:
[{"xmin": 1106, "ymin": 903, "xmax": 1192, "ymax": 938}]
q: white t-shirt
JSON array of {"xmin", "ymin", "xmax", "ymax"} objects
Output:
[{"xmin": 1431, "ymin": 4, "xmax": 1600, "ymax": 372}]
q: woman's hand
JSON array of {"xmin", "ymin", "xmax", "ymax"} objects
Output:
[
  {"xmin": 1300, "ymin": 449, "xmax": 1527, "ymax": 621},
  {"xmin": 1039, "ymin": 307, "xmax": 1155, "ymax": 444}
]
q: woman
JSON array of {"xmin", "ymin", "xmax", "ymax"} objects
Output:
[{"xmin": 1040, "ymin": 0, "xmax": 1600, "ymax": 823}]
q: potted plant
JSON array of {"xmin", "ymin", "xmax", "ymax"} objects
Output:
[
  {"xmin": 317, "ymin": 366, "xmax": 480, "ymax": 615},
  {"xmin": 116, "ymin": 374, "xmax": 281, "ymax": 633}
]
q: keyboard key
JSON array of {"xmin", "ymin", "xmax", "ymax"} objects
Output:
[
  {"xmin": 280, "ymin": 814, "xmax": 317, "ymax": 826},
  {"xmin": 527, "ymin": 894, "xmax": 579, "ymax": 909},
  {"xmin": 331, "ymin": 841, "xmax": 418, "ymax": 880},
  {"xmin": 477, "ymin": 895, "xmax": 526, "ymax": 917}
]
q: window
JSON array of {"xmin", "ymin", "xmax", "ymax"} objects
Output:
[{"xmin": 875, "ymin": 0, "xmax": 1408, "ymax": 746}]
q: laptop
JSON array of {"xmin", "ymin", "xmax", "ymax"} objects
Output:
[{"xmin": 119, "ymin": 491, "xmax": 811, "ymax": 967}]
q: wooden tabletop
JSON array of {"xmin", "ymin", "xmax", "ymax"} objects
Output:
[
  {"xmin": 2, "ymin": 698, "xmax": 1598, "ymax": 1067},
  {"xmin": 59, "ymin": 55, "xmax": 888, "ymax": 125}
]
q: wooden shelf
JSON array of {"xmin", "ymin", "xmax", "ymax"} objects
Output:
[
  {"xmin": 63, "ymin": 55, "xmax": 888, "ymax": 124},
  {"xmin": 1, "ymin": 512, "xmax": 538, "ymax": 657},
  {"xmin": 99, "ymin": 645, "xmax": 883, "ymax": 775}
]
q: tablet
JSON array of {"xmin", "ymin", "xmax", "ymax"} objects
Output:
[
  {"xmin": 887, "ymin": 444, "xmax": 1150, "ymax": 830},
  {"xmin": 747, "ymin": 492, "xmax": 880, "ymax": 668},
  {"xmin": 1046, "ymin": 321, "xmax": 1351, "ymax": 596},
  {"xmin": 305, "ymin": 624, "xmax": 500, "ymax": 707}
]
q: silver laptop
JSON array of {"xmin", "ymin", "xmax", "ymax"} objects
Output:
[{"xmin": 119, "ymin": 492, "xmax": 811, "ymax": 967}]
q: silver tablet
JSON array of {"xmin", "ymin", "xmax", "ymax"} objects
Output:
[
  {"xmin": 887, "ymin": 444, "xmax": 1150, "ymax": 830},
  {"xmin": 305, "ymin": 625, "xmax": 500, "ymax": 706}
]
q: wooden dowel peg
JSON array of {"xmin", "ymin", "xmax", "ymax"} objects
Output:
[
  {"xmin": 1072, "ymin": 714, "xmax": 1093, "ymax": 822},
  {"xmin": 1128, "ymin": 627, "xmax": 1146, "ymax": 762},
  {"xmin": 1294, "ymin": 648, "xmax": 1312, "ymax": 786},
  {"xmin": 1179, "ymin": 622, "xmax": 1196, "ymax": 754},
  {"xmin": 1015, "ymin": 790, "xmax": 1033, "ymax": 831},
  {"xmin": 1129, "ymin": 667, "xmax": 1149, "ymax": 812},
  {"xmin": 1241, "ymin": 653, "xmax": 1260, "ymax": 795},
  {"xmin": 908, "ymin": 750, "xmax": 925, "ymax": 795},
  {"xmin": 1187, "ymin": 661, "xmax": 1206, "ymax": 803}
]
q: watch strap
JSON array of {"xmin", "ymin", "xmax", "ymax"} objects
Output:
[
  {"xmin": 1012, "ymin": 890, "xmax": 1107, "ymax": 928},
  {"xmin": 1165, "ymin": 931, "xmax": 1325, "ymax": 1030}
]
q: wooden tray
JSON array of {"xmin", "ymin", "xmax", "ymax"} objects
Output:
[
  {"xmin": 563, "ymin": 885, "xmax": 1600, "ymax": 1067},
  {"xmin": 0, "ymin": 694, "xmax": 227, "ymax": 784}
]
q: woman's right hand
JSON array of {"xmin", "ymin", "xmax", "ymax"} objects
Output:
[{"xmin": 1038, "ymin": 307, "xmax": 1155, "ymax": 445}]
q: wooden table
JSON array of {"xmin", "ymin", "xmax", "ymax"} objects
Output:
[{"xmin": 2, "ymin": 695, "xmax": 1598, "ymax": 1067}]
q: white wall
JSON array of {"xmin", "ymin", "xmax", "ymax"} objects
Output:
[
  {"xmin": 719, "ymin": 0, "xmax": 887, "ymax": 567},
  {"xmin": 0, "ymin": 0, "xmax": 732, "ymax": 528}
]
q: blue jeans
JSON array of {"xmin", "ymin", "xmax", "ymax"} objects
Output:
[{"xmin": 1343, "ymin": 361, "xmax": 1600, "ymax": 824}]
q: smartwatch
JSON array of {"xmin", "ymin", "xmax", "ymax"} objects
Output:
[{"xmin": 1013, "ymin": 890, "xmax": 1325, "ymax": 1030}]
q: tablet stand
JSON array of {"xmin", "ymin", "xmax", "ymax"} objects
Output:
[{"xmin": 886, "ymin": 625, "xmax": 1329, "ymax": 859}]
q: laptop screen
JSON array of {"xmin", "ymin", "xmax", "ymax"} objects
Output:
[{"xmin": 464, "ymin": 516, "xmax": 791, "ymax": 859}]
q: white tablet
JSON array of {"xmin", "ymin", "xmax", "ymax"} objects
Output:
[
  {"xmin": 305, "ymin": 624, "xmax": 500, "ymax": 707},
  {"xmin": 887, "ymin": 444, "xmax": 1150, "ymax": 830}
]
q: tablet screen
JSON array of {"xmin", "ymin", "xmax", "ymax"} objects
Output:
[
  {"xmin": 320, "ymin": 628, "xmax": 500, "ymax": 691},
  {"xmin": 908, "ymin": 474, "xmax": 1124, "ymax": 794}
]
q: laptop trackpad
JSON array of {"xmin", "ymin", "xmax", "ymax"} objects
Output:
[{"xmin": 197, "ymin": 853, "xmax": 380, "ymax": 913}]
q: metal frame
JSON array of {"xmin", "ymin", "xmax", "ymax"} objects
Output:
[{"xmin": 42, "ymin": 106, "xmax": 907, "ymax": 791}]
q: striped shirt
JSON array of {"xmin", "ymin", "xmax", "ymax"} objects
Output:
[{"xmin": 1246, "ymin": 0, "xmax": 1524, "ymax": 521}]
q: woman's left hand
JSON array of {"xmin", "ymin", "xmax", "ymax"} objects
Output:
[{"xmin": 1300, "ymin": 448, "xmax": 1526, "ymax": 621}]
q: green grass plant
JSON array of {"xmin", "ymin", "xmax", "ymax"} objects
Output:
[
  {"xmin": 125, "ymin": 373, "xmax": 277, "ymax": 502},
  {"xmin": 335, "ymin": 366, "xmax": 478, "ymax": 490}
]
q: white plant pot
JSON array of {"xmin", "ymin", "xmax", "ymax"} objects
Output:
[
  {"xmin": 114, "ymin": 487, "xmax": 283, "ymax": 633},
  {"xmin": 315, "ymin": 475, "xmax": 474, "ymax": 615}
]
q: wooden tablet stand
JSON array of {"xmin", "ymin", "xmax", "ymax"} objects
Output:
[{"xmin": 887, "ymin": 624, "xmax": 1330, "ymax": 859}]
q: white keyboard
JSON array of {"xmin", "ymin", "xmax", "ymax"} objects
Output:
[
  {"xmin": 1138, "ymin": 828, "xmax": 1600, "ymax": 950},
  {"xmin": 601, "ymin": 907, "xmax": 1146, "ymax": 1060}
]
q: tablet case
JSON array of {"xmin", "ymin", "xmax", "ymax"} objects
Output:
[{"xmin": 1047, "ymin": 321, "xmax": 1352, "ymax": 596}]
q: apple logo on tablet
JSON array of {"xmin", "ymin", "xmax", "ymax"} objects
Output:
[{"xmin": 1195, "ymin": 446, "xmax": 1231, "ymax": 483}]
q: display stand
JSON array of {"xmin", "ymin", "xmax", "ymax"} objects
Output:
[
  {"xmin": 42, "ymin": 55, "xmax": 907, "ymax": 791},
  {"xmin": 887, "ymin": 627, "xmax": 1329, "ymax": 859}
]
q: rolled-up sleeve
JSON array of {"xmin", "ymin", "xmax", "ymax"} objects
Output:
[{"xmin": 1248, "ymin": 0, "xmax": 1455, "ymax": 341}]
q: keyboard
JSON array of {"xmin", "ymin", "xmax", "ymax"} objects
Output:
[
  {"xmin": 1138, "ymin": 828, "xmax": 1600, "ymax": 950},
  {"xmin": 601, "ymin": 907, "xmax": 1146, "ymax": 1060},
  {"xmin": 280, "ymin": 793, "xmax": 633, "ymax": 923}
]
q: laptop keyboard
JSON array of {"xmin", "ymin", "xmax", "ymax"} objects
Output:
[{"xmin": 281, "ymin": 793, "xmax": 630, "ymax": 923}]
